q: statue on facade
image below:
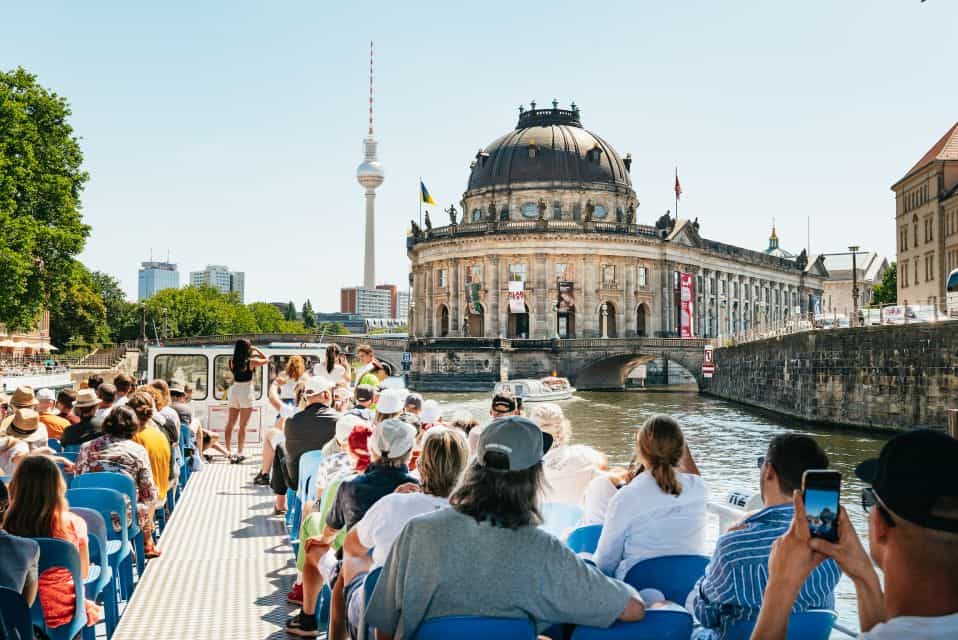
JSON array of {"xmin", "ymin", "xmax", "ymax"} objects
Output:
[
  {"xmin": 692, "ymin": 217, "xmax": 700, "ymax": 231},
  {"xmin": 537, "ymin": 198, "xmax": 547, "ymax": 220},
  {"xmin": 655, "ymin": 210, "xmax": 675, "ymax": 232},
  {"xmin": 410, "ymin": 219, "xmax": 422, "ymax": 239},
  {"xmin": 796, "ymin": 249, "xmax": 808, "ymax": 270},
  {"xmin": 500, "ymin": 206, "xmax": 509, "ymax": 221},
  {"xmin": 584, "ymin": 200, "xmax": 595, "ymax": 222},
  {"xmin": 487, "ymin": 202, "xmax": 497, "ymax": 222},
  {"xmin": 625, "ymin": 203, "xmax": 635, "ymax": 225},
  {"xmin": 447, "ymin": 204, "xmax": 458, "ymax": 225},
  {"xmin": 424, "ymin": 211, "xmax": 433, "ymax": 231}
]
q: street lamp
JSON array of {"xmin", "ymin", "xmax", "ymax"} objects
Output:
[{"xmin": 849, "ymin": 246, "xmax": 860, "ymax": 327}]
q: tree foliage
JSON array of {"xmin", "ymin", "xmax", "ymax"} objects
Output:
[
  {"xmin": 302, "ymin": 299, "xmax": 316, "ymax": 329},
  {"xmin": 0, "ymin": 67, "xmax": 90, "ymax": 330},
  {"xmin": 317, "ymin": 321, "xmax": 349, "ymax": 335},
  {"xmin": 872, "ymin": 261, "xmax": 897, "ymax": 305},
  {"xmin": 91, "ymin": 270, "xmax": 140, "ymax": 342},
  {"xmin": 285, "ymin": 300, "xmax": 298, "ymax": 322},
  {"xmin": 48, "ymin": 261, "xmax": 108, "ymax": 347}
]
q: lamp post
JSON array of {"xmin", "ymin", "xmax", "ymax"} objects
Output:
[
  {"xmin": 849, "ymin": 246, "xmax": 860, "ymax": 327},
  {"xmin": 161, "ymin": 307, "xmax": 169, "ymax": 340}
]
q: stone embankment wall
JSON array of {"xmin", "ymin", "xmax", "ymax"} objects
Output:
[{"xmin": 705, "ymin": 323, "xmax": 958, "ymax": 432}]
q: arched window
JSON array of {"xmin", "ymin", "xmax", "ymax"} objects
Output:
[
  {"xmin": 593, "ymin": 204, "xmax": 608, "ymax": 219},
  {"xmin": 520, "ymin": 202, "xmax": 538, "ymax": 219},
  {"xmin": 471, "ymin": 208, "xmax": 482, "ymax": 222}
]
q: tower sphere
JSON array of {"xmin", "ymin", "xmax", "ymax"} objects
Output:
[{"xmin": 357, "ymin": 155, "xmax": 385, "ymax": 189}]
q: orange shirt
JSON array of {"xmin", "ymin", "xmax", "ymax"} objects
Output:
[{"xmin": 39, "ymin": 411, "xmax": 70, "ymax": 440}]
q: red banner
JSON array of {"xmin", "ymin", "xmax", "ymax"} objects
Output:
[{"xmin": 680, "ymin": 272, "xmax": 694, "ymax": 338}]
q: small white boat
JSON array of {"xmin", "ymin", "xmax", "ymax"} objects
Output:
[{"xmin": 495, "ymin": 377, "xmax": 576, "ymax": 402}]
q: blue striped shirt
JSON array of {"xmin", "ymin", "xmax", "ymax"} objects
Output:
[{"xmin": 686, "ymin": 503, "xmax": 841, "ymax": 639}]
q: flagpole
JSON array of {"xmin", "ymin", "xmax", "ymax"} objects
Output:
[
  {"xmin": 674, "ymin": 166, "xmax": 678, "ymax": 220},
  {"xmin": 419, "ymin": 176, "xmax": 422, "ymax": 227}
]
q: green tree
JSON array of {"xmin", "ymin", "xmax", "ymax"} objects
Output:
[
  {"xmin": 91, "ymin": 270, "xmax": 139, "ymax": 342},
  {"xmin": 248, "ymin": 302, "xmax": 288, "ymax": 332},
  {"xmin": 144, "ymin": 285, "xmax": 239, "ymax": 338},
  {"xmin": 285, "ymin": 300, "xmax": 298, "ymax": 321},
  {"xmin": 49, "ymin": 261, "xmax": 109, "ymax": 347},
  {"xmin": 872, "ymin": 261, "xmax": 897, "ymax": 305},
  {"xmin": 302, "ymin": 299, "xmax": 316, "ymax": 329},
  {"xmin": 317, "ymin": 321, "xmax": 349, "ymax": 335},
  {"xmin": 0, "ymin": 67, "xmax": 90, "ymax": 330}
]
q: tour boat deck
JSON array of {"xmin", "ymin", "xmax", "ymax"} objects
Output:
[{"xmin": 113, "ymin": 449, "xmax": 305, "ymax": 640}]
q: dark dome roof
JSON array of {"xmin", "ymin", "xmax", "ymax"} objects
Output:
[{"xmin": 467, "ymin": 105, "xmax": 632, "ymax": 192}]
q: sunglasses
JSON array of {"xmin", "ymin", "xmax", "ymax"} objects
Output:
[{"xmin": 861, "ymin": 487, "xmax": 896, "ymax": 528}]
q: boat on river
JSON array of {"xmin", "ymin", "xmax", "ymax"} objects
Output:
[{"xmin": 494, "ymin": 376, "xmax": 576, "ymax": 402}]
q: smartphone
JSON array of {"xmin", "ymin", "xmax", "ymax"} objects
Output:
[{"xmin": 802, "ymin": 470, "xmax": 842, "ymax": 542}]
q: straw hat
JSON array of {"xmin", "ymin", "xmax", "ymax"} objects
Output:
[
  {"xmin": 74, "ymin": 388, "xmax": 100, "ymax": 408},
  {"xmin": 10, "ymin": 408, "xmax": 40, "ymax": 435},
  {"xmin": 9, "ymin": 386, "xmax": 39, "ymax": 408}
]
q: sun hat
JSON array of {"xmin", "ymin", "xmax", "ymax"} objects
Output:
[
  {"xmin": 74, "ymin": 388, "xmax": 100, "ymax": 409},
  {"xmin": 856, "ymin": 429, "xmax": 958, "ymax": 533},
  {"xmin": 36, "ymin": 388, "xmax": 56, "ymax": 402},
  {"xmin": 303, "ymin": 377, "xmax": 335, "ymax": 397},
  {"xmin": 168, "ymin": 380, "xmax": 186, "ymax": 394},
  {"xmin": 336, "ymin": 414, "xmax": 367, "ymax": 445},
  {"xmin": 9, "ymin": 387, "xmax": 39, "ymax": 408},
  {"xmin": 369, "ymin": 418, "xmax": 417, "ymax": 459},
  {"xmin": 10, "ymin": 408, "xmax": 40, "ymax": 435},
  {"xmin": 421, "ymin": 400, "xmax": 442, "ymax": 424},
  {"xmin": 376, "ymin": 388, "xmax": 407, "ymax": 415}
]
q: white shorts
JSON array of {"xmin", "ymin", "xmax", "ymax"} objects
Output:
[{"xmin": 228, "ymin": 380, "xmax": 255, "ymax": 409}]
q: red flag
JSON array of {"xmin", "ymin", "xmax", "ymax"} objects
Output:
[{"xmin": 674, "ymin": 170, "xmax": 682, "ymax": 200}]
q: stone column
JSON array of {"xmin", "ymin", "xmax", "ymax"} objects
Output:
[
  {"xmin": 534, "ymin": 253, "xmax": 548, "ymax": 338},
  {"xmin": 624, "ymin": 262, "xmax": 634, "ymax": 336},
  {"xmin": 661, "ymin": 260, "xmax": 672, "ymax": 337},
  {"xmin": 487, "ymin": 256, "xmax": 500, "ymax": 337},
  {"xmin": 583, "ymin": 258, "xmax": 596, "ymax": 336},
  {"xmin": 449, "ymin": 258, "xmax": 460, "ymax": 336}
]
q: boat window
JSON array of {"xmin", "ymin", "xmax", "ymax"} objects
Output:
[
  {"xmin": 213, "ymin": 355, "xmax": 263, "ymax": 401},
  {"xmin": 514, "ymin": 384, "xmax": 526, "ymax": 397},
  {"xmin": 268, "ymin": 354, "xmax": 323, "ymax": 385},
  {"xmin": 153, "ymin": 354, "xmax": 208, "ymax": 400}
]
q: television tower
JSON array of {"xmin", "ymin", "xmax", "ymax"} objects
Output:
[{"xmin": 356, "ymin": 40, "xmax": 384, "ymax": 289}]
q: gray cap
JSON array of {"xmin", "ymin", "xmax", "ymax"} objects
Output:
[
  {"xmin": 477, "ymin": 416, "xmax": 550, "ymax": 471},
  {"xmin": 369, "ymin": 418, "xmax": 417, "ymax": 459}
]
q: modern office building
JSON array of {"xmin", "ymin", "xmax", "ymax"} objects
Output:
[
  {"xmin": 397, "ymin": 290, "xmax": 410, "ymax": 323},
  {"xmin": 138, "ymin": 261, "xmax": 180, "ymax": 301},
  {"xmin": 190, "ymin": 265, "xmax": 245, "ymax": 303},
  {"xmin": 340, "ymin": 286, "xmax": 392, "ymax": 320}
]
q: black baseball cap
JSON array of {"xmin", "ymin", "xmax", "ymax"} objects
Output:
[
  {"xmin": 355, "ymin": 385, "xmax": 375, "ymax": 403},
  {"xmin": 478, "ymin": 416, "xmax": 552, "ymax": 471},
  {"xmin": 491, "ymin": 391, "xmax": 517, "ymax": 414},
  {"xmin": 856, "ymin": 429, "xmax": 958, "ymax": 533}
]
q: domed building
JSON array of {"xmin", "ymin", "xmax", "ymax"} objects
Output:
[{"xmin": 408, "ymin": 102, "xmax": 827, "ymax": 342}]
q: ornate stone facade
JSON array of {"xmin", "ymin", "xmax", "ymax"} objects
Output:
[{"xmin": 408, "ymin": 104, "xmax": 827, "ymax": 340}]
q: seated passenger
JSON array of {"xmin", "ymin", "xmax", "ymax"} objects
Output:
[
  {"xmin": 751, "ymin": 429, "xmax": 958, "ymax": 640},
  {"xmin": 0, "ymin": 479, "xmax": 39, "ymax": 606},
  {"xmin": 594, "ymin": 415, "xmax": 707, "ymax": 578},
  {"xmin": 286, "ymin": 418, "xmax": 418, "ymax": 637},
  {"xmin": 687, "ymin": 433, "xmax": 839, "ymax": 639},
  {"xmin": 60, "ymin": 388, "xmax": 103, "ymax": 446},
  {"xmin": 3, "ymin": 456, "xmax": 103, "ymax": 629},
  {"xmin": 0, "ymin": 409, "xmax": 46, "ymax": 473},
  {"xmin": 527, "ymin": 402, "xmax": 606, "ymax": 507},
  {"xmin": 337, "ymin": 427, "xmax": 470, "ymax": 639},
  {"xmin": 36, "ymin": 388, "xmax": 69, "ymax": 440},
  {"xmin": 365, "ymin": 416, "xmax": 646, "ymax": 640}
]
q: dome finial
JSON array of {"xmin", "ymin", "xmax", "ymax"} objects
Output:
[
  {"xmin": 530, "ymin": 99, "xmax": 536, "ymax": 110},
  {"xmin": 518, "ymin": 104, "xmax": 525, "ymax": 115},
  {"xmin": 552, "ymin": 98, "xmax": 558, "ymax": 109}
]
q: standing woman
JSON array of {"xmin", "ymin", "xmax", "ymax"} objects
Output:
[
  {"xmin": 224, "ymin": 339, "xmax": 268, "ymax": 464},
  {"xmin": 314, "ymin": 344, "xmax": 351, "ymax": 386},
  {"xmin": 3, "ymin": 456, "xmax": 103, "ymax": 630}
]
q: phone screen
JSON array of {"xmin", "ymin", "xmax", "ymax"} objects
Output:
[{"xmin": 803, "ymin": 470, "xmax": 841, "ymax": 542}]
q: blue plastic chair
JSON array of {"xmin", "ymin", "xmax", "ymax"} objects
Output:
[
  {"xmin": 298, "ymin": 450, "xmax": 324, "ymax": 503},
  {"xmin": 67, "ymin": 487, "xmax": 134, "ymax": 601},
  {"xmin": 565, "ymin": 524, "xmax": 603, "ymax": 554},
  {"xmin": 0, "ymin": 586, "xmax": 34, "ymax": 640},
  {"xmin": 64, "ymin": 444, "xmax": 81, "ymax": 454},
  {"xmin": 48, "ymin": 438, "xmax": 63, "ymax": 453},
  {"xmin": 570, "ymin": 610, "xmax": 694, "ymax": 640},
  {"xmin": 724, "ymin": 609, "xmax": 837, "ymax": 640},
  {"xmin": 178, "ymin": 423, "xmax": 193, "ymax": 488},
  {"xmin": 412, "ymin": 617, "xmax": 537, "ymax": 640},
  {"xmin": 540, "ymin": 502, "xmax": 583, "ymax": 538},
  {"xmin": 59, "ymin": 450, "xmax": 79, "ymax": 463},
  {"xmin": 623, "ymin": 554, "xmax": 710, "ymax": 605},
  {"xmin": 56, "ymin": 462, "xmax": 74, "ymax": 489},
  {"xmin": 71, "ymin": 507, "xmax": 118, "ymax": 640},
  {"xmin": 73, "ymin": 471, "xmax": 145, "ymax": 579},
  {"xmin": 30, "ymin": 537, "xmax": 87, "ymax": 640}
]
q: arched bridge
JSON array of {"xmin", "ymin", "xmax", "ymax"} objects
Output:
[{"xmin": 152, "ymin": 334, "xmax": 710, "ymax": 391}]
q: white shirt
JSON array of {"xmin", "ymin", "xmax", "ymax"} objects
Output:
[
  {"xmin": 312, "ymin": 364, "xmax": 346, "ymax": 384},
  {"xmin": 593, "ymin": 471, "xmax": 709, "ymax": 580},
  {"xmin": 0, "ymin": 437, "xmax": 29, "ymax": 474},
  {"xmin": 541, "ymin": 444, "xmax": 605, "ymax": 507},
  {"xmin": 859, "ymin": 613, "xmax": 958, "ymax": 639},
  {"xmin": 581, "ymin": 473, "xmax": 620, "ymax": 525},
  {"xmin": 356, "ymin": 493, "xmax": 449, "ymax": 568}
]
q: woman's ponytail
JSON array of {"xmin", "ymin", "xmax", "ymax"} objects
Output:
[{"xmin": 637, "ymin": 414, "xmax": 685, "ymax": 496}]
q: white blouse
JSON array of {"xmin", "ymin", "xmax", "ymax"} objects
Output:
[
  {"xmin": 541, "ymin": 444, "xmax": 606, "ymax": 507},
  {"xmin": 593, "ymin": 470, "xmax": 709, "ymax": 580}
]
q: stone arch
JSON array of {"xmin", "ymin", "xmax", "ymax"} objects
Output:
[
  {"xmin": 437, "ymin": 304, "xmax": 450, "ymax": 337},
  {"xmin": 572, "ymin": 348, "xmax": 704, "ymax": 390},
  {"xmin": 508, "ymin": 304, "xmax": 531, "ymax": 338},
  {"xmin": 599, "ymin": 301, "xmax": 618, "ymax": 338},
  {"xmin": 635, "ymin": 303, "xmax": 650, "ymax": 337}
]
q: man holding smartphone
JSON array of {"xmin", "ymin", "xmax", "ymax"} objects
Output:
[
  {"xmin": 687, "ymin": 433, "xmax": 840, "ymax": 639},
  {"xmin": 754, "ymin": 429, "xmax": 958, "ymax": 639}
]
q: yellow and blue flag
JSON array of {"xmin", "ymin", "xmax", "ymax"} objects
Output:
[{"xmin": 420, "ymin": 180, "xmax": 437, "ymax": 205}]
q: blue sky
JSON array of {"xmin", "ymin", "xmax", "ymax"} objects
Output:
[{"xmin": 3, "ymin": 1, "xmax": 954, "ymax": 308}]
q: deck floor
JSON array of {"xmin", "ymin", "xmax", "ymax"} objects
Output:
[{"xmin": 112, "ymin": 450, "xmax": 308, "ymax": 640}]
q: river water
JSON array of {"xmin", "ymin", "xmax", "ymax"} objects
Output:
[{"xmin": 428, "ymin": 390, "xmax": 890, "ymax": 633}]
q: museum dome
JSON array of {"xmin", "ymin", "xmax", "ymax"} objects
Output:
[{"xmin": 466, "ymin": 101, "xmax": 633, "ymax": 193}]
